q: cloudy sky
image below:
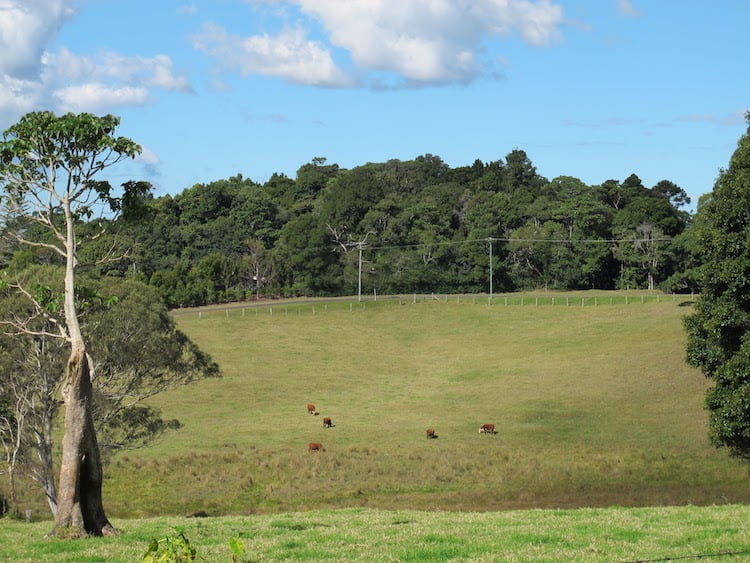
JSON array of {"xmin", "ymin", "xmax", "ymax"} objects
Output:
[{"xmin": 1, "ymin": 0, "xmax": 747, "ymax": 209}]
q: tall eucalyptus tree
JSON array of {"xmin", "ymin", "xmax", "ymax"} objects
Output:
[{"xmin": 0, "ymin": 112, "xmax": 143, "ymax": 536}]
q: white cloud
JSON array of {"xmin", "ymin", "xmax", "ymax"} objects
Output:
[
  {"xmin": 32, "ymin": 49, "xmax": 193, "ymax": 114},
  {"xmin": 0, "ymin": 0, "xmax": 192, "ymax": 126},
  {"xmin": 470, "ymin": 0, "xmax": 564, "ymax": 45},
  {"xmin": 230, "ymin": 0, "xmax": 565, "ymax": 87},
  {"xmin": 0, "ymin": 0, "xmax": 73, "ymax": 78},
  {"xmin": 678, "ymin": 111, "xmax": 748, "ymax": 127},
  {"xmin": 0, "ymin": 75, "xmax": 42, "ymax": 125},
  {"xmin": 616, "ymin": 0, "xmax": 641, "ymax": 18},
  {"xmin": 43, "ymin": 49, "xmax": 193, "ymax": 94},
  {"xmin": 137, "ymin": 146, "xmax": 161, "ymax": 167},
  {"xmin": 177, "ymin": 4, "xmax": 198, "ymax": 16},
  {"xmin": 299, "ymin": 1, "xmax": 479, "ymax": 83},
  {"xmin": 136, "ymin": 145, "xmax": 163, "ymax": 178},
  {"xmin": 191, "ymin": 22, "xmax": 353, "ymax": 87},
  {"xmin": 52, "ymin": 83, "xmax": 150, "ymax": 113}
]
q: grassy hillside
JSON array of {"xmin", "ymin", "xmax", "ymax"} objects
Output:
[
  {"xmin": 97, "ymin": 294, "xmax": 748, "ymax": 517},
  {"xmin": 8, "ymin": 293, "xmax": 750, "ymax": 519}
]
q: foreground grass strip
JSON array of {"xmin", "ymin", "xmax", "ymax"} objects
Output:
[{"xmin": 1, "ymin": 505, "xmax": 749, "ymax": 562}]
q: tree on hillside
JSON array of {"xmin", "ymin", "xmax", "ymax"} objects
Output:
[
  {"xmin": 652, "ymin": 179, "xmax": 691, "ymax": 209},
  {"xmin": 0, "ymin": 269, "xmax": 220, "ymax": 518},
  {"xmin": 242, "ymin": 239, "xmax": 276, "ymax": 299},
  {"xmin": 0, "ymin": 271, "xmax": 68, "ymax": 514},
  {"xmin": 662, "ymin": 196, "xmax": 705, "ymax": 294},
  {"xmin": 0, "ymin": 380, "xmax": 31, "ymax": 516},
  {"xmin": 685, "ymin": 113, "xmax": 750, "ymax": 460},
  {"xmin": 293, "ymin": 157, "xmax": 339, "ymax": 211},
  {"xmin": 83, "ymin": 277, "xmax": 220, "ymax": 451},
  {"xmin": 274, "ymin": 212, "xmax": 343, "ymax": 295},
  {"xmin": 600, "ymin": 175, "xmax": 650, "ymax": 210},
  {"xmin": 613, "ymin": 223, "xmax": 669, "ymax": 290},
  {"xmin": 507, "ymin": 220, "xmax": 569, "ymax": 289},
  {"xmin": 0, "ymin": 111, "xmax": 144, "ymax": 536}
]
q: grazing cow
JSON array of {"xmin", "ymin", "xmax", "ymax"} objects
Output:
[
  {"xmin": 307, "ymin": 403, "xmax": 319, "ymax": 415},
  {"xmin": 308, "ymin": 442, "xmax": 325, "ymax": 452},
  {"xmin": 425, "ymin": 428, "xmax": 437, "ymax": 439},
  {"xmin": 323, "ymin": 417, "xmax": 333, "ymax": 428},
  {"xmin": 479, "ymin": 423, "xmax": 496, "ymax": 434}
]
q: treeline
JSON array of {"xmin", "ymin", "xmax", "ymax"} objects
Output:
[{"xmin": 5, "ymin": 150, "xmax": 700, "ymax": 308}]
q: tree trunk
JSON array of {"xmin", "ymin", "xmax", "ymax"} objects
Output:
[
  {"xmin": 1, "ymin": 408, "xmax": 23, "ymax": 515},
  {"xmin": 6, "ymin": 465, "xmax": 19, "ymax": 516},
  {"xmin": 33, "ymin": 412, "xmax": 59, "ymax": 517},
  {"xmin": 42, "ymin": 478, "xmax": 58, "ymax": 518},
  {"xmin": 52, "ymin": 346, "xmax": 115, "ymax": 537}
]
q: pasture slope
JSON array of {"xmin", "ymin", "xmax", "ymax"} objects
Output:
[
  {"xmin": 4, "ymin": 292, "xmax": 750, "ymax": 561},
  {"xmin": 101, "ymin": 293, "xmax": 750, "ymax": 516}
]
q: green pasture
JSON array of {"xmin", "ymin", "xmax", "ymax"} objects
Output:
[
  {"xmin": 2, "ymin": 504, "xmax": 750, "ymax": 561},
  {"xmin": 8, "ymin": 293, "xmax": 750, "ymax": 522},
  {"xmin": 97, "ymin": 293, "xmax": 748, "ymax": 518}
]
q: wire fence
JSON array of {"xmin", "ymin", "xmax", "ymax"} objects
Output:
[{"xmin": 173, "ymin": 292, "xmax": 697, "ymax": 319}]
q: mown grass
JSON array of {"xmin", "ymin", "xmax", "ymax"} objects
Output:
[
  {"xmin": 9, "ymin": 293, "xmax": 750, "ymax": 521},
  {"xmin": 2, "ymin": 504, "xmax": 749, "ymax": 561}
]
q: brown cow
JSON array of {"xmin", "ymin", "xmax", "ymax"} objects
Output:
[
  {"xmin": 425, "ymin": 428, "xmax": 437, "ymax": 439},
  {"xmin": 308, "ymin": 442, "xmax": 325, "ymax": 452},
  {"xmin": 323, "ymin": 417, "xmax": 333, "ymax": 428},
  {"xmin": 479, "ymin": 423, "xmax": 496, "ymax": 434},
  {"xmin": 307, "ymin": 403, "xmax": 319, "ymax": 415}
]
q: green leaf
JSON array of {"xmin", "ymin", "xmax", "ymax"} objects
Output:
[{"xmin": 229, "ymin": 536, "xmax": 245, "ymax": 556}]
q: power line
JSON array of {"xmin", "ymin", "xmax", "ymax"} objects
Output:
[
  {"xmin": 367, "ymin": 235, "xmax": 673, "ymax": 252},
  {"xmin": 306, "ymin": 234, "xmax": 673, "ymax": 256},
  {"xmin": 490, "ymin": 236, "xmax": 673, "ymax": 244}
]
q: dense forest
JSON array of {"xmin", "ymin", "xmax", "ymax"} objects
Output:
[{"xmin": 4, "ymin": 149, "xmax": 700, "ymax": 308}]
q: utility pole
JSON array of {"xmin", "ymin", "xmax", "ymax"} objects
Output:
[
  {"xmin": 346, "ymin": 231, "xmax": 374, "ymax": 302},
  {"xmin": 357, "ymin": 241, "xmax": 364, "ymax": 302},
  {"xmin": 488, "ymin": 237, "xmax": 494, "ymax": 301},
  {"xmin": 328, "ymin": 224, "xmax": 376, "ymax": 302}
]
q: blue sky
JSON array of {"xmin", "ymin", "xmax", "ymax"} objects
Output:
[{"xmin": 1, "ymin": 1, "xmax": 748, "ymax": 211}]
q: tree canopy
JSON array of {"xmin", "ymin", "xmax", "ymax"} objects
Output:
[
  {"xmin": 42, "ymin": 152, "xmax": 693, "ymax": 307},
  {"xmin": 685, "ymin": 114, "xmax": 750, "ymax": 460}
]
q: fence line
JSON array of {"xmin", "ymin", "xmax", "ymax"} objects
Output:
[{"xmin": 182, "ymin": 292, "xmax": 696, "ymax": 319}]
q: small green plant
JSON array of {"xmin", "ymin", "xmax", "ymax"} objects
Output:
[
  {"xmin": 229, "ymin": 536, "xmax": 245, "ymax": 562},
  {"xmin": 142, "ymin": 529, "xmax": 196, "ymax": 562}
]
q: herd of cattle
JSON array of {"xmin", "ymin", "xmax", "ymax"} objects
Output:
[{"xmin": 306, "ymin": 403, "xmax": 496, "ymax": 452}]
